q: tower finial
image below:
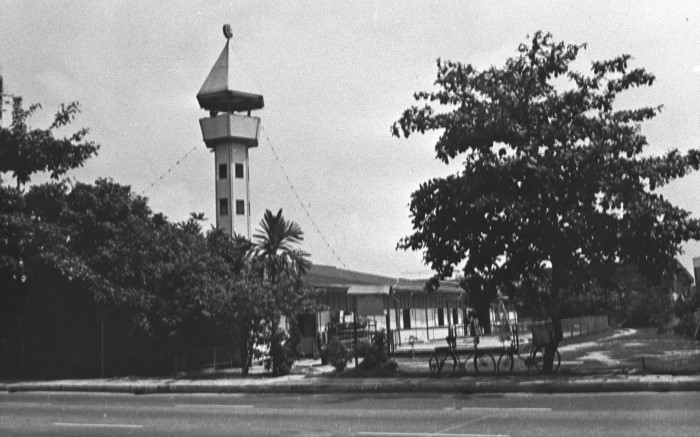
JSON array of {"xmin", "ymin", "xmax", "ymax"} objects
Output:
[{"xmin": 223, "ymin": 24, "xmax": 233, "ymax": 40}]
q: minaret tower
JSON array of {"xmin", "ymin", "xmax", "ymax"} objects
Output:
[{"xmin": 197, "ymin": 24, "xmax": 264, "ymax": 239}]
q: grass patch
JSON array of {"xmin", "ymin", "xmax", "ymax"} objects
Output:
[{"xmin": 639, "ymin": 354, "xmax": 700, "ymax": 375}]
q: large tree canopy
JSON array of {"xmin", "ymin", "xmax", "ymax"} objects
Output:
[
  {"xmin": 392, "ymin": 32, "xmax": 700, "ymax": 366},
  {"xmin": 1, "ymin": 96, "xmax": 314, "ymax": 377},
  {"xmin": 0, "ymin": 98, "xmax": 98, "ymax": 188}
]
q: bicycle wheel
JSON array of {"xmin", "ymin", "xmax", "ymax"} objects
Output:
[
  {"xmin": 443, "ymin": 351, "xmax": 458, "ymax": 376},
  {"xmin": 473, "ymin": 351, "xmax": 496, "ymax": 374},
  {"xmin": 428, "ymin": 352, "xmax": 440, "ymax": 375},
  {"xmin": 497, "ymin": 351, "xmax": 514, "ymax": 374},
  {"xmin": 533, "ymin": 348, "xmax": 561, "ymax": 372}
]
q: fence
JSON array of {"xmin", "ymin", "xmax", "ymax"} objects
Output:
[
  {"xmin": 175, "ymin": 346, "xmax": 240, "ymax": 372},
  {"xmin": 391, "ymin": 315, "xmax": 609, "ymax": 350},
  {"xmin": 329, "ymin": 320, "xmax": 377, "ymax": 352},
  {"xmin": 517, "ymin": 315, "xmax": 609, "ymax": 340},
  {"xmin": 391, "ymin": 324, "xmax": 467, "ymax": 347}
]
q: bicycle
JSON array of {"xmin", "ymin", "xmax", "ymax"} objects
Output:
[
  {"xmin": 497, "ymin": 322, "xmax": 560, "ymax": 374},
  {"xmin": 463, "ymin": 336, "xmax": 496, "ymax": 375},
  {"xmin": 496, "ymin": 325, "xmax": 534, "ymax": 374},
  {"xmin": 428, "ymin": 335, "xmax": 496, "ymax": 376},
  {"xmin": 428, "ymin": 346, "xmax": 458, "ymax": 376}
]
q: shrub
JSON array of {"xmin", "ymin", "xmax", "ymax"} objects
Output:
[
  {"xmin": 269, "ymin": 324, "xmax": 301, "ymax": 376},
  {"xmin": 674, "ymin": 312, "xmax": 700, "ymax": 338},
  {"xmin": 358, "ymin": 330, "xmax": 396, "ymax": 370},
  {"xmin": 322, "ymin": 338, "xmax": 349, "ymax": 371},
  {"xmin": 623, "ymin": 290, "xmax": 674, "ymax": 329},
  {"xmin": 672, "ymin": 291, "xmax": 700, "ymax": 338}
]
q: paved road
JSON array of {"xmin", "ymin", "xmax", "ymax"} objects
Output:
[{"xmin": 2, "ymin": 391, "xmax": 699, "ymax": 436}]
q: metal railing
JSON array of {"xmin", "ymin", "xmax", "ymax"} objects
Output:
[
  {"xmin": 175, "ymin": 346, "xmax": 240, "ymax": 372},
  {"xmin": 391, "ymin": 325, "xmax": 467, "ymax": 346}
]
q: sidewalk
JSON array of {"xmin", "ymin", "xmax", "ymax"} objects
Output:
[
  {"xmin": 3, "ymin": 362, "xmax": 700, "ymax": 395},
  {"xmin": 3, "ymin": 329, "xmax": 698, "ymax": 395},
  {"xmin": 3, "ymin": 374, "xmax": 700, "ymax": 395}
]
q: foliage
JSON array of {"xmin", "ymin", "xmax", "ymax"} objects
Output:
[
  {"xmin": 392, "ymin": 31, "xmax": 700, "ymax": 370},
  {"xmin": 623, "ymin": 289, "xmax": 673, "ymax": 329},
  {"xmin": 357, "ymin": 330, "xmax": 396, "ymax": 370},
  {"xmin": 1, "ymin": 95, "xmax": 315, "ymax": 378},
  {"xmin": 250, "ymin": 208, "xmax": 313, "ymax": 375},
  {"xmin": 250, "ymin": 208, "xmax": 312, "ymax": 284},
  {"xmin": 268, "ymin": 321, "xmax": 301, "ymax": 376},
  {"xmin": 208, "ymin": 270, "xmax": 277, "ymax": 375},
  {"xmin": 322, "ymin": 337, "xmax": 350, "ymax": 372},
  {"xmin": 674, "ymin": 312, "xmax": 700, "ymax": 339},
  {"xmin": 0, "ymin": 98, "xmax": 98, "ymax": 187},
  {"xmin": 673, "ymin": 290, "xmax": 700, "ymax": 338},
  {"xmin": 559, "ymin": 279, "xmax": 624, "ymax": 319}
]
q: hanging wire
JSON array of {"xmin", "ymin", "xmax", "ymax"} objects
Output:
[
  {"xmin": 141, "ymin": 145, "xmax": 198, "ymax": 195},
  {"xmin": 230, "ymin": 39, "xmax": 363, "ymax": 278},
  {"xmin": 261, "ymin": 125, "xmax": 360, "ymax": 276},
  {"xmin": 138, "ymin": 38, "xmax": 365, "ymax": 281}
]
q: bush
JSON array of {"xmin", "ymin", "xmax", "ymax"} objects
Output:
[
  {"xmin": 269, "ymin": 323, "xmax": 301, "ymax": 376},
  {"xmin": 322, "ymin": 338, "xmax": 349, "ymax": 372},
  {"xmin": 672, "ymin": 291, "xmax": 700, "ymax": 338},
  {"xmin": 358, "ymin": 330, "xmax": 396, "ymax": 371},
  {"xmin": 674, "ymin": 312, "xmax": 700, "ymax": 338},
  {"xmin": 623, "ymin": 290, "xmax": 673, "ymax": 329}
]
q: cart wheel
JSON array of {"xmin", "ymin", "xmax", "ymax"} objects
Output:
[
  {"xmin": 497, "ymin": 351, "xmax": 514, "ymax": 374},
  {"xmin": 473, "ymin": 352, "xmax": 496, "ymax": 375},
  {"xmin": 533, "ymin": 348, "xmax": 561, "ymax": 372}
]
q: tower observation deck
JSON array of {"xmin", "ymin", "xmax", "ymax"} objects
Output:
[{"xmin": 197, "ymin": 24, "xmax": 263, "ymax": 239}]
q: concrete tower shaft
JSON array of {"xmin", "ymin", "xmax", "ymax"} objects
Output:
[{"xmin": 197, "ymin": 25, "xmax": 263, "ymax": 239}]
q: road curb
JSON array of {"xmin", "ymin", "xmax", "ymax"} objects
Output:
[{"xmin": 3, "ymin": 376, "xmax": 700, "ymax": 395}]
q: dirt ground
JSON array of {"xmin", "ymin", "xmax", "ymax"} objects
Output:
[{"xmin": 383, "ymin": 328, "xmax": 700, "ymax": 377}]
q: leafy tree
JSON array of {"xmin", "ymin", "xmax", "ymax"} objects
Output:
[
  {"xmin": 1, "ymin": 97, "xmax": 99, "ymax": 375},
  {"xmin": 250, "ymin": 209, "xmax": 312, "ymax": 375},
  {"xmin": 392, "ymin": 31, "xmax": 700, "ymax": 371},
  {"xmin": 0, "ymin": 98, "xmax": 98, "ymax": 188},
  {"xmin": 1, "ymin": 95, "xmax": 317, "ymax": 377},
  {"xmin": 250, "ymin": 208, "xmax": 311, "ymax": 284}
]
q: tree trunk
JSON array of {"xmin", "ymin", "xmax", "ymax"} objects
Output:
[
  {"xmin": 238, "ymin": 330, "xmax": 251, "ymax": 376},
  {"xmin": 473, "ymin": 292, "xmax": 492, "ymax": 336},
  {"xmin": 240, "ymin": 340, "xmax": 250, "ymax": 375},
  {"xmin": 17, "ymin": 314, "xmax": 26, "ymax": 376},
  {"xmin": 270, "ymin": 319, "xmax": 283, "ymax": 376},
  {"xmin": 543, "ymin": 266, "xmax": 565, "ymax": 373}
]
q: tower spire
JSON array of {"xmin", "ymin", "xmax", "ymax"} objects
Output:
[
  {"xmin": 197, "ymin": 25, "xmax": 263, "ymax": 239},
  {"xmin": 196, "ymin": 25, "xmax": 263, "ymax": 113}
]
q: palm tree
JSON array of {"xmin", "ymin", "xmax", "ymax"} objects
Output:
[
  {"xmin": 250, "ymin": 209, "xmax": 311, "ymax": 284},
  {"xmin": 250, "ymin": 209, "xmax": 311, "ymax": 375}
]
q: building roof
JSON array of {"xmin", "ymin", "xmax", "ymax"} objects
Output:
[
  {"xmin": 304, "ymin": 264, "xmax": 463, "ymax": 295},
  {"xmin": 347, "ymin": 285, "xmax": 391, "ymax": 296}
]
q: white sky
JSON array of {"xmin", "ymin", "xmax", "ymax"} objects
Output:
[{"xmin": 2, "ymin": 1, "xmax": 700, "ymax": 279}]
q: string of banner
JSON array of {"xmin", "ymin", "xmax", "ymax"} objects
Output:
[
  {"xmin": 142, "ymin": 39, "xmax": 360, "ymax": 279},
  {"xmin": 140, "ymin": 131, "xmax": 357, "ymax": 278}
]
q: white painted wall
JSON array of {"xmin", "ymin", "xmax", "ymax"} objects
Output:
[{"xmin": 214, "ymin": 142, "xmax": 251, "ymax": 238}]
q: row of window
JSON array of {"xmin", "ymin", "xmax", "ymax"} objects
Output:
[
  {"xmin": 219, "ymin": 198, "xmax": 245, "ymax": 216},
  {"xmin": 401, "ymin": 307, "xmax": 462, "ymax": 329},
  {"xmin": 218, "ymin": 163, "xmax": 244, "ymax": 180}
]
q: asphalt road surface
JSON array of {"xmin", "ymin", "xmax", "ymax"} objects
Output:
[{"xmin": 1, "ymin": 391, "xmax": 699, "ymax": 436}]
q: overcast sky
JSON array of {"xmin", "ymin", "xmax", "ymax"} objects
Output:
[{"xmin": 2, "ymin": 1, "xmax": 700, "ymax": 279}]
